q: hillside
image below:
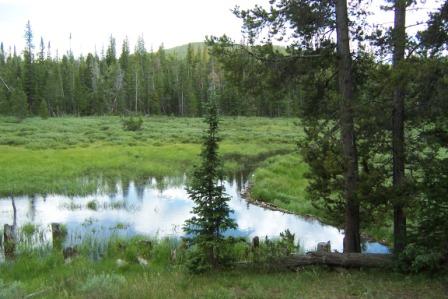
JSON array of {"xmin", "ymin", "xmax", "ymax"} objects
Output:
[
  {"xmin": 166, "ymin": 42, "xmax": 286, "ymax": 58},
  {"xmin": 165, "ymin": 42, "xmax": 207, "ymax": 57}
]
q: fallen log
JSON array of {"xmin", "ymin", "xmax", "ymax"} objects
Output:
[{"xmin": 276, "ymin": 252, "xmax": 393, "ymax": 269}]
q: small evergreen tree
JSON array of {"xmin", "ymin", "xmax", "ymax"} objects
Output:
[{"xmin": 184, "ymin": 94, "xmax": 237, "ymax": 272}]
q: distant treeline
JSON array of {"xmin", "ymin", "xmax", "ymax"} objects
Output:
[{"xmin": 0, "ymin": 22, "xmax": 298, "ymax": 118}]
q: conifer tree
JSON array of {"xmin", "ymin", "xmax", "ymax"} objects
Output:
[
  {"xmin": 23, "ymin": 20, "xmax": 35, "ymax": 114},
  {"xmin": 119, "ymin": 37, "xmax": 133, "ymax": 112},
  {"xmin": 391, "ymin": 0, "xmax": 407, "ymax": 255},
  {"xmin": 0, "ymin": 42, "xmax": 5, "ymax": 65},
  {"xmin": 184, "ymin": 92, "xmax": 237, "ymax": 271},
  {"xmin": 231, "ymin": 0, "xmax": 362, "ymax": 252}
]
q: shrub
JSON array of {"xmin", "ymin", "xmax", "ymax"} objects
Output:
[
  {"xmin": 106, "ymin": 237, "xmax": 152, "ymax": 263},
  {"xmin": 398, "ymin": 244, "xmax": 445, "ymax": 273},
  {"xmin": 21, "ymin": 223, "xmax": 37, "ymax": 238},
  {"xmin": 0, "ymin": 280, "xmax": 25, "ymax": 299},
  {"xmin": 151, "ymin": 238, "xmax": 175, "ymax": 266},
  {"xmin": 250, "ymin": 230, "xmax": 300, "ymax": 263},
  {"xmin": 87, "ymin": 200, "xmax": 98, "ymax": 211},
  {"xmin": 184, "ymin": 244, "xmax": 213, "ymax": 274},
  {"xmin": 122, "ymin": 116, "xmax": 143, "ymax": 131},
  {"xmin": 79, "ymin": 273, "xmax": 126, "ymax": 299}
]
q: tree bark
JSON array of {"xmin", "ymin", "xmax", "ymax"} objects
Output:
[
  {"xmin": 335, "ymin": 0, "xmax": 361, "ymax": 253},
  {"xmin": 51, "ymin": 223, "xmax": 66, "ymax": 251},
  {"xmin": 392, "ymin": 0, "xmax": 407, "ymax": 254},
  {"xmin": 275, "ymin": 252, "xmax": 393, "ymax": 269}
]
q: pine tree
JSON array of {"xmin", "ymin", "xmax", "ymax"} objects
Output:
[
  {"xmin": 119, "ymin": 37, "xmax": 133, "ymax": 113},
  {"xmin": 184, "ymin": 93, "xmax": 237, "ymax": 271},
  {"xmin": 23, "ymin": 20, "xmax": 35, "ymax": 114},
  {"xmin": 391, "ymin": 0, "xmax": 407, "ymax": 255},
  {"xmin": 0, "ymin": 42, "xmax": 7, "ymax": 112},
  {"xmin": 0, "ymin": 42, "xmax": 5, "ymax": 66},
  {"xmin": 105, "ymin": 35, "xmax": 117, "ymax": 67},
  {"xmin": 232, "ymin": 0, "xmax": 362, "ymax": 252}
]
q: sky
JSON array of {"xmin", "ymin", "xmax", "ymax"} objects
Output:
[{"xmin": 0, "ymin": 0, "xmax": 443, "ymax": 57}]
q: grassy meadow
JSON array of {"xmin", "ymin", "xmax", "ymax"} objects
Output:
[{"xmin": 0, "ymin": 116, "xmax": 298, "ymax": 196}]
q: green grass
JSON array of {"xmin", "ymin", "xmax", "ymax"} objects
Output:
[
  {"xmin": 0, "ymin": 241, "xmax": 445, "ymax": 299},
  {"xmin": 0, "ymin": 116, "xmax": 298, "ymax": 196},
  {"xmin": 249, "ymin": 153, "xmax": 324, "ymax": 218}
]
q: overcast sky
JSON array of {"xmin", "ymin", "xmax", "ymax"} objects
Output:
[{"xmin": 0, "ymin": 0, "xmax": 442, "ymax": 57}]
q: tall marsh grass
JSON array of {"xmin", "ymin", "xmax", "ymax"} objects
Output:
[{"xmin": 0, "ymin": 116, "xmax": 298, "ymax": 196}]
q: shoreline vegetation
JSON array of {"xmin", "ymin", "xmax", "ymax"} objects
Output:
[{"xmin": 1, "ymin": 238, "xmax": 445, "ymax": 298}]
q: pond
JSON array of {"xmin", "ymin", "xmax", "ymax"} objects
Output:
[{"xmin": 0, "ymin": 174, "xmax": 389, "ymax": 257}]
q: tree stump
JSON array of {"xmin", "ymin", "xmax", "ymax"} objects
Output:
[
  {"xmin": 252, "ymin": 236, "xmax": 260, "ymax": 248},
  {"xmin": 51, "ymin": 223, "xmax": 66, "ymax": 251},
  {"xmin": 317, "ymin": 241, "xmax": 331, "ymax": 253},
  {"xmin": 63, "ymin": 246, "xmax": 78, "ymax": 260},
  {"xmin": 4, "ymin": 224, "xmax": 15, "ymax": 259}
]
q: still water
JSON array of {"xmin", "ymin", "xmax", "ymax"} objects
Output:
[{"xmin": 0, "ymin": 175, "xmax": 388, "ymax": 254}]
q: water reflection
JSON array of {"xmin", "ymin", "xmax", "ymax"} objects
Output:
[{"xmin": 0, "ymin": 176, "xmax": 389, "ymax": 254}]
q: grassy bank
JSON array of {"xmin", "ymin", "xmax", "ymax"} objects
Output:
[
  {"xmin": 249, "ymin": 153, "xmax": 320, "ymax": 217},
  {"xmin": 0, "ymin": 116, "xmax": 298, "ymax": 196},
  {"xmin": 249, "ymin": 154, "xmax": 392, "ymax": 243},
  {"xmin": 2, "ymin": 262, "xmax": 445, "ymax": 298},
  {"xmin": 0, "ymin": 238, "xmax": 445, "ymax": 299}
]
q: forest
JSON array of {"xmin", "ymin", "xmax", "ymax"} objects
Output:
[
  {"xmin": 0, "ymin": 26, "xmax": 296, "ymax": 118},
  {"xmin": 0, "ymin": 0, "xmax": 447, "ymax": 298}
]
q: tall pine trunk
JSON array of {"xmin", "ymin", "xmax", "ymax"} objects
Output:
[
  {"xmin": 335, "ymin": 0, "xmax": 361, "ymax": 253},
  {"xmin": 392, "ymin": 0, "xmax": 407, "ymax": 254}
]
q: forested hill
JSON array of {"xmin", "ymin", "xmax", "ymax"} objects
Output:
[
  {"xmin": 0, "ymin": 26, "xmax": 295, "ymax": 118},
  {"xmin": 166, "ymin": 42, "xmax": 206, "ymax": 58},
  {"xmin": 166, "ymin": 42, "xmax": 286, "ymax": 57}
]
